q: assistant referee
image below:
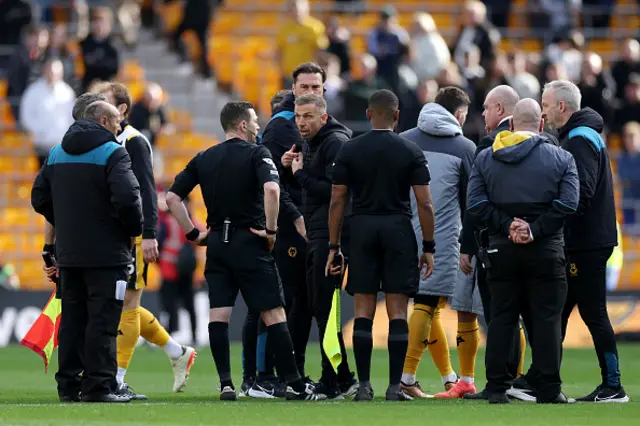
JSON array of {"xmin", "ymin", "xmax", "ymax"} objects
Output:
[
  {"xmin": 326, "ymin": 89, "xmax": 436, "ymax": 401},
  {"xmin": 165, "ymin": 101, "xmax": 325, "ymax": 401}
]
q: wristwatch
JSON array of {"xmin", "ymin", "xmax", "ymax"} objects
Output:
[{"xmin": 422, "ymin": 240, "xmax": 436, "ymax": 254}]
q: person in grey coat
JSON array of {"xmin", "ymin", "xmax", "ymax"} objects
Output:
[{"xmin": 399, "ymin": 87, "xmax": 482, "ymax": 399}]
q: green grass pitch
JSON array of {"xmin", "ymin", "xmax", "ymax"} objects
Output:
[{"xmin": 0, "ymin": 343, "xmax": 638, "ymax": 425}]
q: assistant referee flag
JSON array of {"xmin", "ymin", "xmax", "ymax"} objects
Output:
[{"xmin": 20, "ymin": 290, "xmax": 61, "ymax": 373}]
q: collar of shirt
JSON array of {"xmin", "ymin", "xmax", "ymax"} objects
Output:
[
  {"xmin": 499, "ymin": 115, "xmax": 513, "ymax": 126},
  {"xmin": 514, "ymin": 130, "xmax": 538, "ymax": 137}
]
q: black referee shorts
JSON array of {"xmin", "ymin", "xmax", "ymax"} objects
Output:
[
  {"xmin": 346, "ymin": 214, "xmax": 419, "ymax": 296},
  {"xmin": 205, "ymin": 228, "xmax": 284, "ymax": 312}
]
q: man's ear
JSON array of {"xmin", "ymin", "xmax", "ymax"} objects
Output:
[
  {"xmin": 117, "ymin": 103, "xmax": 127, "ymax": 116},
  {"xmin": 394, "ymin": 109, "xmax": 399, "ymax": 122},
  {"xmin": 321, "ymin": 112, "xmax": 328, "ymax": 125},
  {"xmin": 366, "ymin": 109, "xmax": 372, "ymax": 121},
  {"xmin": 509, "ymin": 118, "xmax": 514, "ymax": 131},
  {"xmin": 539, "ymin": 118, "xmax": 545, "ymax": 133}
]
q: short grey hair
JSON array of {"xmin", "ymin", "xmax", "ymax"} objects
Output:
[
  {"xmin": 543, "ymin": 80, "xmax": 582, "ymax": 112},
  {"xmin": 294, "ymin": 94, "xmax": 327, "ymax": 112},
  {"xmin": 84, "ymin": 100, "xmax": 117, "ymax": 122},
  {"xmin": 73, "ymin": 92, "xmax": 108, "ymax": 120}
]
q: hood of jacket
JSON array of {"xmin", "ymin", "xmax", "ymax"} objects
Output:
[
  {"xmin": 491, "ymin": 131, "xmax": 544, "ymax": 164},
  {"xmin": 309, "ymin": 116, "xmax": 352, "ymax": 146},
  {"xmin": 558, "ymin": 107, "xmax": 604, "ymax": 140},
  {"xmin": 273, "ymin": 91, "xmax": 296, "ymax": 114},
  {"xmin": 417, "ymin": 103, "xmax": 462, "ymax": 137},
  {"xmin": 61, "ymin": 119, "xmax": 117, "ymax": 155}
]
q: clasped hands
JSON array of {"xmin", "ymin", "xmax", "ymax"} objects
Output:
[{"xmin": 509, "ymin": 218, "xmax": 534, "ymax": 244}]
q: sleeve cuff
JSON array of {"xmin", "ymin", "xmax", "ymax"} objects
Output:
[{"xmin": 142, "ymin": 229, "xmax": 157, "ymax": 239}]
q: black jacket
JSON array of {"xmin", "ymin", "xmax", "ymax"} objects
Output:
[
  {"xmin": 260, "ymin": 92, "xmax": 304, "ymax": 234},
  {"xmin": 558, "ymin": 108, "xmax": 618, "ymax": 252},
  {"xmin": 461, "ymin": 119, "xmax": 560, "ymax": 254},
  {"xmin": 294, "ymin": 116, "xmax": 352, "ymax": 240},
  {"xmin": 31, "ymin": 119, "xmax": 143, "ymax": 267},
  {"xmin": 79, "ymin": 34, "xmax": 119, "ymax": 90},
  {"xmin": 468, "ymin": 132, "xmax": 579, "ymax": 250}
]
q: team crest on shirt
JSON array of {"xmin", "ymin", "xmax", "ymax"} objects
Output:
[
  {"xmin": 288, "ymin": 247, "xmax": 298, "ymax": 258},
  {"xmin": 569, "ymin": 263, "xmax": 578, "ymax": 277},
  {"xmin": 263, "ymin": 158, "xmax": 276, "ymax": 168}
]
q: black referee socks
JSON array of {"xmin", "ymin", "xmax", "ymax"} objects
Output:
[
  {"xmin": 353, "ymin": 318, "xmax": 374, "ymax": 383},
  {"xmin": 388, "ymin": 319, "xmax": 409, "ymax": 387},
  {"xmin": 209, "ymin": 322, "xmax": 232, "ymax": 387},
  {"xmin": 267, "ymin": 322, "xmax": 303, "ymax": 389}
]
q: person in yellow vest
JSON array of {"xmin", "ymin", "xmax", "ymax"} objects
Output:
[{"xmin": 276, "ymin": 0, "xmax": 328, "ymax": 87}]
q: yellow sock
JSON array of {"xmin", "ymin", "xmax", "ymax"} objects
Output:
[
  {"xmin": 117, "ymin": 308, "xmax": 141, "ymax": 369},
  {"xmin": 403, "ymin": 304, "xmax": 435, "ymax": 375},
  {"xmin": 139, "ymin": 307, "xmax": 170, "ymax": 347},
  {"xmin": 427, "ymin": 308, "xmax": 454, "ymax": 377},
  {"xmin": 457, "ymin": 319, "xmax": 480, "ymax": 379},
  {"xmin": 517, "ymin": 324, "xmax": 526, "ymax": 377}
]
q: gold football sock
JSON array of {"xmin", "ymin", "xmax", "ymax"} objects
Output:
[
  {"xmin": 403, "ymin": 304, "xmax": 436, "ymax": 377},
  {"xmin": 427, "ymin": 308, "xmax": 454, "ymax": 377},
  {"xmin": 457, "ymin": 319, "xmax": 480, "ymax": 381},
  {"xmin": 517, "ymin": 324, "xmax": 526, "ymax": 377},
  {"xmin": 139, "ymin": 307, "xmax": 170, "ymax": 347},
  {"xmin": 117, "ymin": 308, "xmax": 141, "ymax": 369}
]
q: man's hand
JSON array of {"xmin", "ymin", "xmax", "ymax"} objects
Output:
[
  {"xmin": 281, "ymin": 145, "xmax": 298, "ymax": 168},
  {"xmin": 325, "ymin": 249, "xmax": 344, "ymax": 277},
  {"xmin": 419, "ymin": 252, "xmax": 434, "ymax": 280},
  {"xmin": 43, "ymin": 264, "xmax": 58, "ymax": 282},
  {"xmin": 294, "ymin": 216, "xmax": 307, "ymax": 241},
  {"xmin": 142, "ymin": 238, "xmax": 159, "ymax": 263},
  {"xmin": 193, "ymin": 230, "xmax": 209, "ymax": 247},
  {"xmin": 509, "ymin": 218, "xmax": 533, "ymax": 244},
  {"xmin": 460, "ymin": 253, "xmax": 473, "ymax": 275},
  {"xmin": 250, "ymin": 228, "xmax": 276, "ymax": 252},
  {"xmin": 292, "ymin": 152, "xmax": 303, "ymax": 174}
]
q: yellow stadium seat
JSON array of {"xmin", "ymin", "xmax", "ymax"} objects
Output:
[
  {"xmin": 0, "ymin": 79, "xmax": 7, "ymax": 98},
  {"xmin": 213, "ymin": 12, "xmax": 246, "ymax": 35}
]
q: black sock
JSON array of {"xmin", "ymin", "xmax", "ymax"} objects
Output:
[
  {"xmin": 337, "ymin": 332, "xmax": 352, "ymax": 382},
  {"xmin": 208, "ymin": 321, "xmax": 232, "ymax": 387},
  {"xmin": 241, "ymin": 311, "xmax": 258, "ymax": 380},
  {"xmin": 388, "ymin": 319, "xmax": 409, "ymax": 387},
  {"xmin": 267, "ymin": 322, "xmax": 303, "ymax": 390},
  {"xmin": 352, "ymin": 318, "xmax": 373, "ymax": 383}
]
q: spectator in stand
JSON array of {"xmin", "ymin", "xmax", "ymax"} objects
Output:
[
  {"xmin": 19, "ymin": 58, "xmax": 75, "ymax": 167},
  {"xmin": 366, "ymin": 5, "xmax": 410, "ymax": 94},
  {"xmin": 508, "ymin": 52, "xmax": 541, "ymax": 101},
  {"xmin": 611, "ymin": 39, "xmax": 640, "ymax": 103},
  {"xmin": 482, "ymin": 0, "xmax": 511, "ymax": 29},
  {"xmin": 0, "ymin": 263, "xmax": 20, "ymax": 290},
  {"xmin": 618, "ymin": 122, "xmax": 640, "ymax": 231},
  {"xmin": 317, "ymin": 52, "xmax": 345, "ymax": 117},
  {"xmin": 0, "ymin": 0, "xmax": 33, "ymax": 47},
  {"xmin": 114, "ymin": 0, "xmax": 141, "ymax": 49},
  {"xmin": 544, "ymin": 30, "xmax": 584, "ymax": 83},
  {"xmin": 325, "ymin": 17, "xmax": 352, "ymax": 77},
  {"xmin": 80, "ymin": 7, "xmax": 119, "ymax": 91},
  {"xmin": 46, "ymin": 24, "xmax": 78, "ymax": 92},
  {"xmin": 276, "ymin": 0, "xmax": 328, "ymax": 87},
  {"xmin": 7, "ymin": 25, "xmax": 49, "ymax": 122},
  {"xmin": 532, "ymin": 0, "xmax": 580, "ymax": 43},
  {"xmin": 129, "ymin": 82, "xmax": 174, "ymax": 146},
  {"xmin": 409, "ymin": 12, "xmax": 450, "ymax": 82},
  {"xmin": 582, "ymin": 0, "xmax": 615, "ymax": 29},
  {"xmin": 398, "ymin": 78, "xmax": 439, "ymax": 133},
  {"xmin": 578, "ymin": 52, "xmax": 614, "ymax": 127},
  {"xmin": 614, "ymin": 74, "xmax": 640, "ymax": 133},
  {"xmin": 544, "ymin": 61, "xmax": 569, "ymax": 83},
  {"xmin": 451, "ymin": 0, "xmax": 500, "ymax": 72}
]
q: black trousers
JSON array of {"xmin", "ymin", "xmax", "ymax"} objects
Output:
[
  {"xmin": 484, "ymin": 247, "xmax": 567, "ymax": 401},
  {"xmin": 159, "ymin": 274, "xmax": 197, "ymax": 342},
  {"xmin": 56, "ymin": 267, "xmax": 126, "ymax": 398},
  {"xmin": 561, "ymin": 248, "xmax": 621, "ymax": 388},
  {"xmin": 171, "ymin": 15, "xmax": 213, "ymax": 78},
  {"xmin": 307, "ymin": 237, "xmax": 351, "ymax": 385}
]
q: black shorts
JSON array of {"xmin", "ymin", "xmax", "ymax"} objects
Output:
[
  {"xmin": 346, "ymin": 214, "xmax": 418, "ymax": 296},
  {"xmin": 274, "ymin": 231, "xmax": 307, "ymax": 309},
  {"xmin": 204, "ymin": 228, "xmax": 284, "ymax": 312}
]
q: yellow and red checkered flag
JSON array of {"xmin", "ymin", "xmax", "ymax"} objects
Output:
[{"xmin": 20, "ymin": 290, "xmax": 61, "ymax": 373}]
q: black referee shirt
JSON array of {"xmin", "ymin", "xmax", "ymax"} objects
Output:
[
  {"xmin": 332, "ymin": 129, "xmax": 430, "ymax": 217},
  {"xmin": 169, "ymin": 138, "xmax": 280, "ymax": 229}
]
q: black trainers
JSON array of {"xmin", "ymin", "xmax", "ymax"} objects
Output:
[
  {"xmin": 239, "ymin": 377, "xmax": 254, "ymax": 398},
  {"xmin": 58, "ymin": 392, "xmax": 81, "ymax": 402},
  {"xmin": 463, "ymin": 389, "xmax": 490, "ymax": 400},
  {"xmin": 115, "ymin": 383, "xmax": 148, "ymax": 400},
  {"xmin": 506, "ymin": 376, "xmax": 537, "ymax": 402},
  {"xmin": 385, "ymin": 386, "xmax": 413, "ymax": 401},
  {"xmin": 303, "ymin": 376, "xmax": 317, "ymax": 390},
  {"xmin": 248, "ymin": 378, "xmax": 285, "ymax": 399},
  {"xmin": 488, "ymin": 392, "xmax": 510, "ymax": 404},
  {"xmin": 82, "ymin": 393, "xmax": 131, "ymax": 403},
  {"xmin": 220, "ymin": 385, "xmax": 237, "ymax": 401},
  {"xmin": 285, "ymin": 383, "xmax": 327, "ymax": 401},
  {"xmin": 577, "ymin": 385, "xmax": 629, "ymax": 403},
  {"xmin": 538, "ymin": 392, "xmax": 576, "ymax": 404},
  {"xmin": 314, "ymin": 381, "xmax": 342, "ymax": 399},
  {"xmin": 338, "ymin": 373, "xmax": 359, "ymax": 398},
  {"xmin": 354, "ymin": 382, "xmax": 374, "ymax": 401}
]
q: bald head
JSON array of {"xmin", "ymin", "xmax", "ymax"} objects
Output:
[
  {"xmin": 85, "ymin": 101, "xmax": 122, "ymax": 135},
  {"xmin": 511, "ymin": 98, "xmax": 543, "ymax": 133},
  {"xmin": 483, "ymin": 85, "xmax": 520, "ymax": 132}
]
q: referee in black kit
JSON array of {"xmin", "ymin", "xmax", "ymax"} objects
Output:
[
  {"xmin": 326, "ymin": 89, "xmax": 436, "ymax": 401},
  {"xmin": 165, "ymin": 101, "xmax": 325, "ymax": 401},
  {"xmin": 466, "ymin": 99, "xmax": 579, "ymax": 404}
]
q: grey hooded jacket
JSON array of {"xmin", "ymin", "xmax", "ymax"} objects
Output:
[{"xmin": 400, "ymin": 103, "xmax": 475, "ymax": 297}]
